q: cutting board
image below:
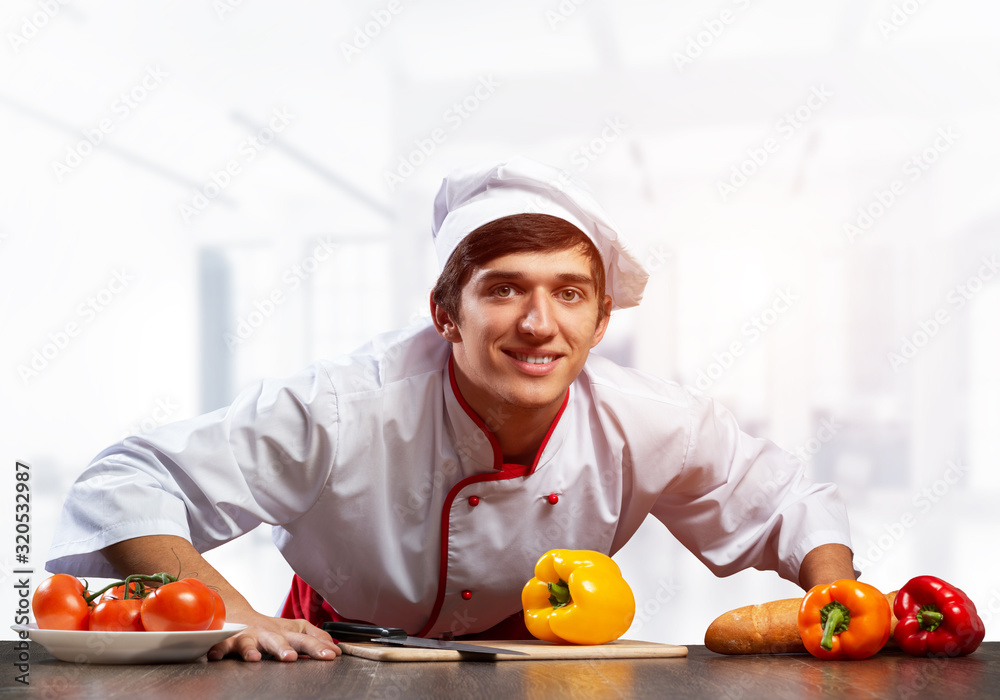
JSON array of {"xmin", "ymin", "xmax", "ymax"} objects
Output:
[{"xmin": 336, "ymin": 638, "xmax": 688, "ymax": 662}]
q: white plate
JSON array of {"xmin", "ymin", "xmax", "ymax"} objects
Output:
[{"xmin": 11, "ymin": 622, "xmax": 248, "ymax": 664}]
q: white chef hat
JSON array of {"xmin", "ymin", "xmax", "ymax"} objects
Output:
[{"xmin": 431, "ymin": 157, "xmax": 649, "ymax": 310}]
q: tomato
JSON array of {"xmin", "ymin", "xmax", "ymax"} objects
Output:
[
  {"xmin": 140, "ymin": 578, "xmax": 216, "ymax": 631},
  {"xmin": 90, "ymin": 598, "xmax": 144, "ymax": 632},
  {"xmin": 32, "ymin": 574, "xmax": 91, "ymax": 631},
  {"xmin": 207, "ymin": 588, "xmax": 227, "ymax": 630}
]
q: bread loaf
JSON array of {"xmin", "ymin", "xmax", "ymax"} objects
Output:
[
  {"xmin": 705, "ymin": 591, "xmax": 897, "ymax": 654},
  {"xmin": 705, "ymin": 597, "xmax": 806, "ymax": 654}
]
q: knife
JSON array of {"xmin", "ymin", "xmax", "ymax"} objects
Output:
[{"xmin": 323, "ymin": 622, "xmax": 528, "ymax": 656}]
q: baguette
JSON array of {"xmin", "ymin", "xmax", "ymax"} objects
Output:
[{"xmin": 704, "ymin": 590, "xmax": 897, "ymax": 654}]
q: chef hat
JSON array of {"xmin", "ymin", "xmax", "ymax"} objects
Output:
[{"xmin": 431, "ymin": 157, "xmax": 649, "ymax": 309}]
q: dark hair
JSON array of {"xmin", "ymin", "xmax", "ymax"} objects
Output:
[{"xmin": 431, "ymin": 213, "xmax": 607, "ymax": 324}]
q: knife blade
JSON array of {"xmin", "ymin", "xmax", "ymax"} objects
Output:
[{"xmin": 323, "ymin": 622, "xmax": 528, "ymax": 656}]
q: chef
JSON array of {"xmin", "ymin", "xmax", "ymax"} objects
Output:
[{"xmin": 46, "ymin": 157, "xmax": 857, "ymax": 662}]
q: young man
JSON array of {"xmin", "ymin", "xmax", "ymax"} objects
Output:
[{"xmin": 46, "ymin": 157, "xmax": 855, "ymax": 661}]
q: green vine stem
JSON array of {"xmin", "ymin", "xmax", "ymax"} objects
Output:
[{"xmin": 85, "ymin": 572, "xmax": 178, "ymax": 604}]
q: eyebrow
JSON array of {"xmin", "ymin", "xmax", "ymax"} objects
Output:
[{"xmin": 472, "ymin": 269, "xmax": 596, "ymax": 288}]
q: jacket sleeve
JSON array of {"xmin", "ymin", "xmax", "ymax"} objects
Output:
[
  {"xmin": 45, "ymin": 362, "xmax": 339, "ymax": 578},
  {"xmin": 648, "ymin": 391, "xmax": 855, "ymax": 585}
]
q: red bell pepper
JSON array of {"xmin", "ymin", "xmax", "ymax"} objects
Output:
[{"xmin": 893, "ymin": 575, "xmax": 985, "ymax": 657}]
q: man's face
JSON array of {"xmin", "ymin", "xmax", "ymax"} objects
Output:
[{"xmin": 433, "ymin": 246, "xmax": 611, "ymax": 423}]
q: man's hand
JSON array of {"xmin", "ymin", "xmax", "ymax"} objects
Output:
[
  {"xmin": 101, "ymin": 534, "xmax": 340, "ymax": 662},
  {"xmin": 207, "ymin": 605, "xmax": 341, "ymax": 662},
  {"xmin": 798, "ymin": 543, "xmax": 856, "ymax": 591}
]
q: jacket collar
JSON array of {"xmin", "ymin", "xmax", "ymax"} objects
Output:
[{"xmin": 443, "ymin": 354, "xmax": 570, "ymax": 476}]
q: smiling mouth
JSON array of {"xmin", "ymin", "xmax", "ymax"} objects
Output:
[{"xmin": 506, "ymin": 351, "xmax": 560, "ymax": 365}]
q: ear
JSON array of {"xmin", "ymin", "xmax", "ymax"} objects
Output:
[
  {"xmin": 589, "ymin": 294, "xmax": 613, "ymax": 349},
  {"xmin": 430, "ymin": 292, "xmax": 462, "ymax": 343}
]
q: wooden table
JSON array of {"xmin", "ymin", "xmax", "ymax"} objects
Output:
[{"xmin": 3, "ymin": 641, "xmax": 998, "ymax": 699}]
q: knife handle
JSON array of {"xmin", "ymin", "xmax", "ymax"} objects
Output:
[{"xmin": 323, "ymin": 621, "xmax": 407, "ymax": 640}]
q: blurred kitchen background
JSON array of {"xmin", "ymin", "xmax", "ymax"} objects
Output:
[{"xmin": 2, "ymin": 0, "xmax": 999, "ymax": 644}]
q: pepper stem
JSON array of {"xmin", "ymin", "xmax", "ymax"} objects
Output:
[
  {"xmin": 548, "ymin": 579, "xmax": 571, "ymax": 608},
  {"xmin": 918, "ymin": 605, "xmax": 944, "ymax": 632},
  {"xmin": 819, "ymin": 601, "xmax": 851, "ymax": 651}
]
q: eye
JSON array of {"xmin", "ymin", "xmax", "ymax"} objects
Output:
[
  {"xmin": 494, "ymin": 285, "xmax": 514, "ymax": 298},
  {"xmin": 559, "ymin": 289, "xmax": 581, "ymax": 302}
]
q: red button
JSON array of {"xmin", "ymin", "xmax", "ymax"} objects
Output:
[
  {"xmin": 547, "ymin": 493, "xmax": 559, "ymax": 505},
  {"xmin": 468, "ymin": 496, "xmax": 480, "ymax": 507},
  {"xmin": 461, "ymin": 590, "xmax": 473, "ymax": 600}
]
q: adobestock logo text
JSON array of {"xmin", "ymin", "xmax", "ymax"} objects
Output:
[{"xmin": 17, "ymin": 269, "xmax": 133, "ymax": 385}]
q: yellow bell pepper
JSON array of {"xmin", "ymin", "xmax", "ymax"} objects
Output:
[{"xmin": 521, "ymin": 549, "xmax": 635, "ymax": 645}]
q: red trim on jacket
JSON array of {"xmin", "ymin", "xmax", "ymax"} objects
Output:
[
  {"xmin": 447, "ymin": 356, "xmax": 504, "ymax": 471},
  {"xmin": 415, "ymin": 357, "xmax": 569, "ymax": 637}
]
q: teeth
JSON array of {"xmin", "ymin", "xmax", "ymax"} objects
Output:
[{"xmin": 515, "ymin": 353, "xmax": 555, "ymax": 364}]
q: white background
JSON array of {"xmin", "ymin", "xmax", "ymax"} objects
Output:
[{"xmin": 2, "ymin": 0, "xmax": 999, "ymax": 646}]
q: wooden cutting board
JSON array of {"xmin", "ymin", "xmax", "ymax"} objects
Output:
[{"xmin": 336, "ymin": 638, "xmax": 688, "ymax": 662}]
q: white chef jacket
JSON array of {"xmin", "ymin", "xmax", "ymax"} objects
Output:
[{"xmin": 47, "ymin": 320, "xmax": 853, "ymax": 638}]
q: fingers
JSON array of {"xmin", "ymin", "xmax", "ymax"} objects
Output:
[
  {"xmin": 207, "ymin": 634, "xmax": 251, "ymax": 661},
  {"xmin": 206, "ymin": 624, "xmax": 342, "ymax": 662},
  {"xmin": 207, "ymin": 633, "xmax": 263, "ymax": 661},
  {"xmin": 288, "ymin": 631, "xmax": 342, "ymax": 660},
  {"xmin": 255, "ymin": 619, "xmax": 341, "ymax": 661}
]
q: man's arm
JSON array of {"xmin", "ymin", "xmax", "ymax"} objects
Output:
[
  {"xmin": 101, "ymin": 534, "xmax": 341, "ymax": 662},
  {"xmin": 797, "ymin": 543, "xmax": 856, "ymax": 591}
]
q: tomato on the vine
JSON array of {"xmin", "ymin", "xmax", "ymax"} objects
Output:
[
  {"xmin": 90, "ymin": 599, "xmax": 144, "ymax": 632},
  {"xmin": 140, "ymin": 578, "xmax": 216, "ymax": 632},
  {"xmin": 32, "ymin": 574, "xmax": 91, "ymax": 631},
  {"xmin": 34, "ymin": 572, "xmax": 225, "ymax": 633}
]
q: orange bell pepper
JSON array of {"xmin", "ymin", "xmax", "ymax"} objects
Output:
[
  {"xmin": 797, "ymin": 579, "xmax": 892, "ymax": 659},
  {"xmin": 521, "ymin": 549, "xmax": 635, "ymax": 645}
]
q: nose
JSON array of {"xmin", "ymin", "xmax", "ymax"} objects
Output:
[{"xmin": 517, "ymin": 292, "xmax": 556, "ymax": 338}]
